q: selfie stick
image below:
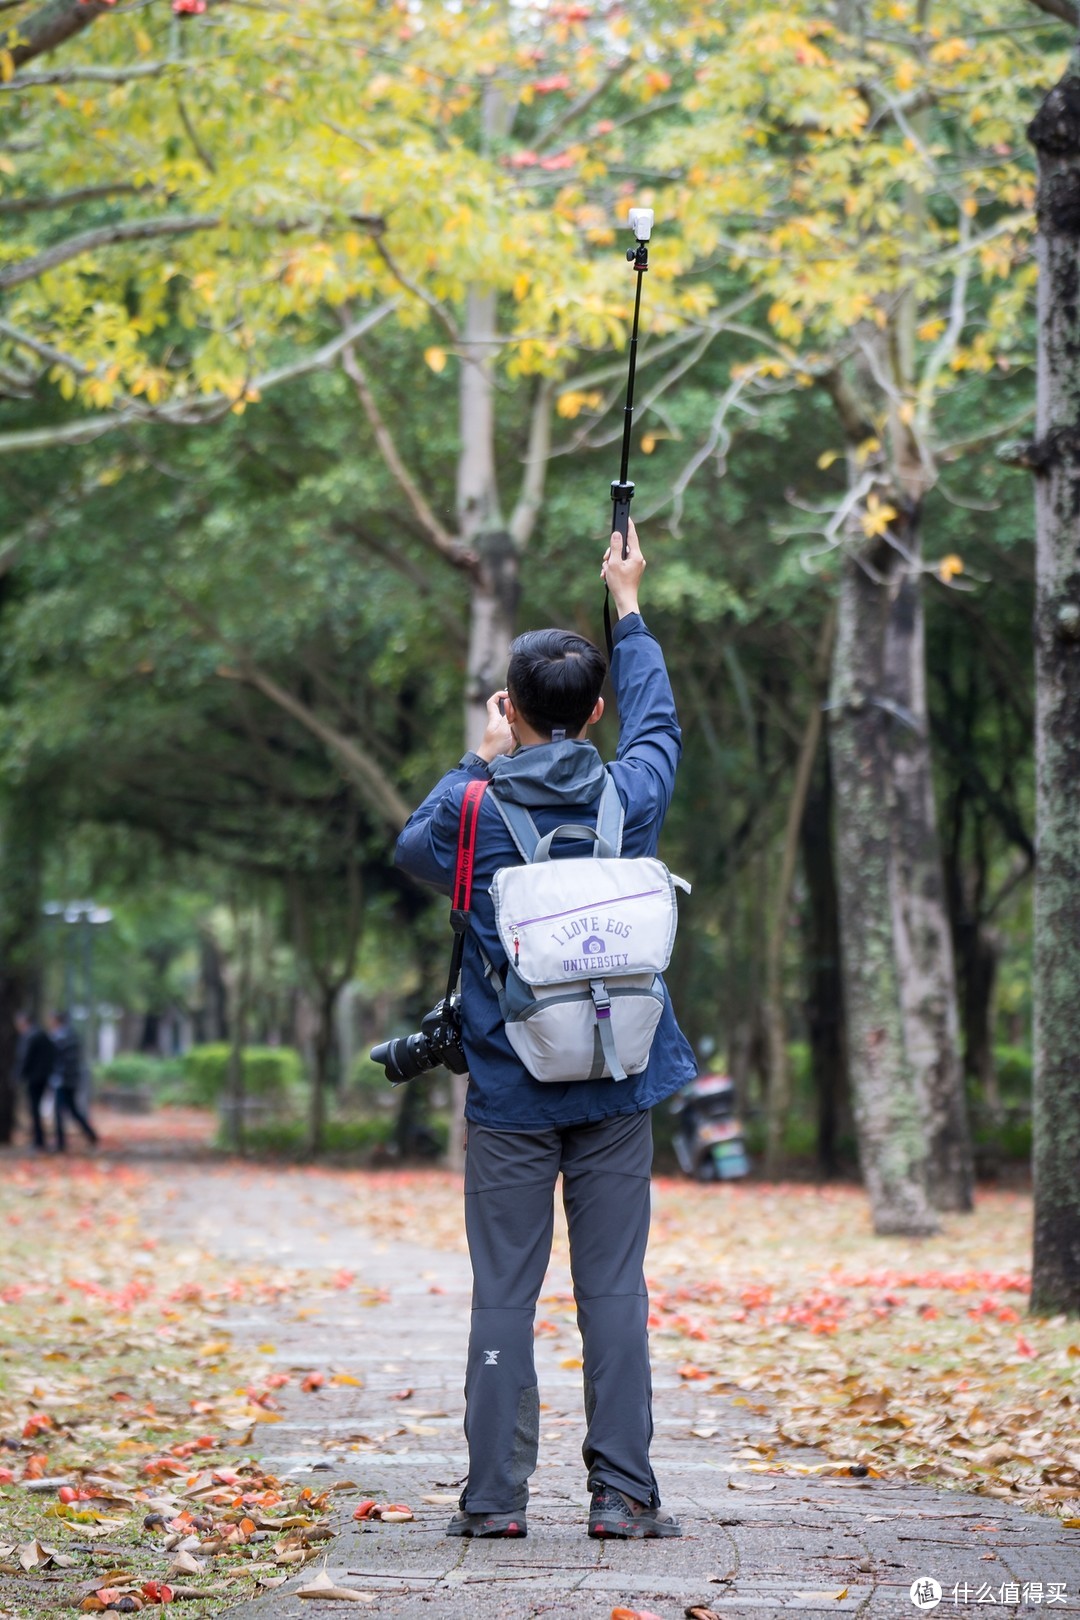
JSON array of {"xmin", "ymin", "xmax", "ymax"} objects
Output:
[{"xmin": 610, "ymin": 207, "xmax": 653, "ymax": 561}]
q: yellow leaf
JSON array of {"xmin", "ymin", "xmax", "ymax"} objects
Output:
[
  {"xmin": 0, "ymin": 49, "xmax": 14, "ymax": 82},
  {"xmin": 817, "ymin": 449, "xmax": 841, "ymax": 470},
  {"xmin": 961, "ymin": 197, "xmax": 978, "ymax": 218},
  {"xmin": 861, "ymin": 495, "xmax": 897, "ymax": 538},
  {"xmin": 257, "ymin": 1343, "xmax": 277, "ymax": 1354},
  {"xmin": 559, "ymin": 1356, "xmax": 583, "ymax": 1369},
  {"xmin": 512, "ymin": 272, "xmax": 530, "ymax": 302},
  {"xmin": 329, "ymin": 1373, "xmax": 363, "ymax": 1386},
  {"xmin": 938, "ymin": 553, "xmax": 964, "ymax": 581},
  {"xmin": 641, "ymin": 433, "xmax": 657, "ymax": 454},
  {"xmin": 556, "ymin": 389, "xmax": 602, "ymax": 420},
  {"xmin": 197, "ymin": 1340, "xmax": 232, "ymax": 1359},
  {"xmin": 424, "ymin": 347, "xmax": 447, "ymax": 373}
]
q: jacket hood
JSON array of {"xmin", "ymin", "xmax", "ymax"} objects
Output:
[{"xmin": 488, "ymin": 739, "xmax": 608, "ymax": 808}]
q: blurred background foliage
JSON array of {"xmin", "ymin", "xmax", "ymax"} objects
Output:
[{"xmin": 0, "ymin": 0, "xmax": 1061, "ymax": 1168}]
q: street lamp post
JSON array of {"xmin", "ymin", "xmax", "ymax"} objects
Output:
[{"xmin": 42, "ymin": 901, "xmax": 113, "ymax": 1090}]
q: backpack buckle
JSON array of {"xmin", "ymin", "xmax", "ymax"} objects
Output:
[{"xmin": 589, "ymin": 979, "xmax": 612, "ymax": 1019}]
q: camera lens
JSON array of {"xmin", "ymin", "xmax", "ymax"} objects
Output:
[{"xmin": 369, "ymin": 1032, "xmax": 434, "ymax": 1085}]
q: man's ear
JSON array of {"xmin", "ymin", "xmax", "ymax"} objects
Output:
[{"xmin": 585, "ymin": 696, "xmax": 605, "ymax": 728}]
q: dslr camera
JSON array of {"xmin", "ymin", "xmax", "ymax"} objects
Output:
[{"xmin": 370, "ymin": 993, "xmax": 467, "ymax": 1085}]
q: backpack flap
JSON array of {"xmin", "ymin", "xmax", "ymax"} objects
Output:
[{"xmin": 491, "ymin": 854, "xmax": 682, "ymax": 987}]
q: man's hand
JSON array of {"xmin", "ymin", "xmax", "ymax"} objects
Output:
[
  {"xmin": 601, "ymin": 517, "xmax": 646, "ymax": 618},
  {"xmin": 476, "ymin": 690, "xmax": 515, "ymax": 764}
]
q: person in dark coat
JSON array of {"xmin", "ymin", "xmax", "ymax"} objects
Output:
[
  {"xmin": 15, "ymin": 1013, "xmax": 56, "ymax": 1151},
  {"xmin": 48, "ymin": 1011, "xmax": 98, "ymax": 1151},
  {"xmin": 395, "ymin": 520, "xmax": 693, "ymax": 1542}
]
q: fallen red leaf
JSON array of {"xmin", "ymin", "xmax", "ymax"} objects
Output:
[{"xmin": 301, "ymin": 1371, "xmax": 325, "ymax": 1392}]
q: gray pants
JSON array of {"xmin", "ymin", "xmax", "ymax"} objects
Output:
[{"xmin": 461, "ymin": 1109, "xmax": 658, "ymax": 1514}]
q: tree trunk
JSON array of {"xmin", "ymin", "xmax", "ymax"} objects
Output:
[
  {"xmin": 800, "ymin": 749, "xmax": 851, "ymax": 1178},
  {"xmin": 310, "ymin": 983, "xmax": 336, "ymax": 1157},
  {"xmin": 764, "ymin": 612, "xmax": 835, "ymax": 1178},
  {"xmin": 883, "ymin": 563, "xmax": 975, "ymax": 1212},
  {"xmin": 0, "ymin": 787, "xmax": 47, "ymax": 1144},
  {"xmin": 450, "ymin": 77, "xmax": 519, "ymax": 1161},
  {"xmin": 1028, "ymin": 55, "xmax": 1080, "ymax": 1315},
  {"xmin": 225, "ymin": 904, "xmax": 253, "ymax": 1155},
  {"xmin": 829, "ymin": 524, "xmax": 939, "ymax": 1236},
  {"xmin": 459, "ymin": 286, "xmax": 520, "ymax": 750}
]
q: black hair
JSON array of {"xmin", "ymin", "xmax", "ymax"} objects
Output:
[{"xmin": 507, "ymin": 629, "xmax": 607, "ymax": 739}]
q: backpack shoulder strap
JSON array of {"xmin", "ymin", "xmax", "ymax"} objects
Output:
[
  {"xmin": 491, "ymin": 774, "xmax": 626, "ymax": 863},
  {"xmin": 596, "ymin": 772, "xmax": 625, "ymax": 857},
  {"xmin": 488, "ymin": 794, "xmax": 542, "ymax": 863}
]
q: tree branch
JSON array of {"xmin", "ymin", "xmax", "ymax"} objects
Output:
[
  {"xmin": 9, "ymin": 0, "xmax": 115, "ymax": 70},
  {"xmin": 371, "ymin": 237, "xmax": 459, "ymax": 342},
  {"xmin": 339, "ymin": 327, "xmax": 473, "ymax": 570},
  {"xmin": 820, "ymin": 367, "xmax": 878, "ymax": 443},
  {"xmin": 0, "ymin": 213, "xmax": 220, "ymax": 291},
  {"xmin": 508, "ymin": 378, "xmax": 553, "ymax": 549},
  {"xmin": 1, "ymin": 61, "xmax": 169, "ymax": 90},
  {"xmin": 0, "ymin": 182, "xmax": 144, "ymax": 215},
  {"xmin": 234, "ymin": 663, "xmax": 411, "ymax": 833},
  {"xmin": 175, "ymin": 88, "xmax": 217, "ymax": 174},
  {"xmin": 533, "ymin": 60, "xmax": 626, "ymax": 155},
  {"xmin": 1024, "ymin": 0, "xmax": 1078, "ymax": 26},
  {"xmin": 0, "ymin": 208, "xmax": 385, "ymax": 291},
  {"xmin": 0, "ymin": 303, "xmax": 399, "ymax": 454},
  {"xmin": 163, "ymin": 585, "xmax": 412, "ymax": 833},
  {"xmin": 0, "ymin": 315, "xmax": 91, "ymax": 377}
]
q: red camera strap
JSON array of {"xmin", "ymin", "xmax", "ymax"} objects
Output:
[{"xmin": 453, "ymin": 778, "xmax": 488, "ymax": 916}]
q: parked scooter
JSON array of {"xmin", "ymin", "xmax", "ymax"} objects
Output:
[{"xmin": 670, "ymin": 1074, "xmax": 750, "ymax": 1182}]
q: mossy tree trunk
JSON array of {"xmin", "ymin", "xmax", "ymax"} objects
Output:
[
  {"xmin": 829, "ymin": 514, "xmax": 939, "ymax": 1237},
  {"xmin": 883, "ymin": 564, "xmax": 975, "ymax": 1212},
  {"xmin": 1027, "ymin": 51, "xmax": 1080, "ymax": 1315}
]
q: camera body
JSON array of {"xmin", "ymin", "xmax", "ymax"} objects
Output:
[{"xmin": 370, "ymin": 993, "xmax": 467, "ymax": 1085}]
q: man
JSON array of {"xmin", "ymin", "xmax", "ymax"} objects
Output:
[
  {"xmin": 49, "ymin": 1011, "xmax": 98, "ymax": 1152},
  {"xmin": 395, "ymin": 520, "xmax": 696, "ymax": 1540},
  {"xmin": 15, "ymin": 1012, "xmax": 56, "ymax": 1151}
]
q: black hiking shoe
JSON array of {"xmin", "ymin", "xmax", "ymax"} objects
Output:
[
  {"xmin": 446, "ymin": 1509, "xmax": 527, "ymax": 1538},
  {"xmin": 587, "ymin": 1485, "xmax": 682, "ymax": 1539}
]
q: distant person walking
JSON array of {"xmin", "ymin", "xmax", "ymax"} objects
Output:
[
  {"xmin": 15, "ymin": 1012, "xmax": 56, "ymax": 1151},
  {"xmin": 49, "ymin": 1012, "xmax": 98, "ymax": 1151}
]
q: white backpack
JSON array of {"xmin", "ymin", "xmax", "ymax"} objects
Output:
[{"xmin": 484, "ymin": 777, "xmax": 689, "ymax": 1084}]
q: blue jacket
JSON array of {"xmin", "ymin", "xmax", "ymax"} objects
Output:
[{"xmin": 394, "ymin": 612, "xmax": 697, "ymax": 1129}]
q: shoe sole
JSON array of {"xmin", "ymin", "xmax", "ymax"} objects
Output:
[
  {"xmin": 447, "ymin": 1518, "xmax": 527, "ymax": 1538},
  {"xmin": 589, "ymin": 1518, "xmax": 682, "ymax": 1539}
]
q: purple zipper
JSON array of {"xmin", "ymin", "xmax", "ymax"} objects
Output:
[{"xmin": 512, "ymin": 887, "xmax": 665, "ymax": 931}]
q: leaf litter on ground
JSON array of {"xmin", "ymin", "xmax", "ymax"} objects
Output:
[
  {"xmin": 339, "ymin": 1169, "xmax": 1078, "ymax": 1520},
  {"xmin": 0, "ymin": 1160, "xmax": 409, "ymax": 1616}
]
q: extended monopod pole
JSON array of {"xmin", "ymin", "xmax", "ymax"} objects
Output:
[
  {"xmin": 605, "ymin": 207, "xmax": 653, "ymax": 653},
  {"xmin": 610, "ymin": 207, "xmax": 653, "ymax": 560}
]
